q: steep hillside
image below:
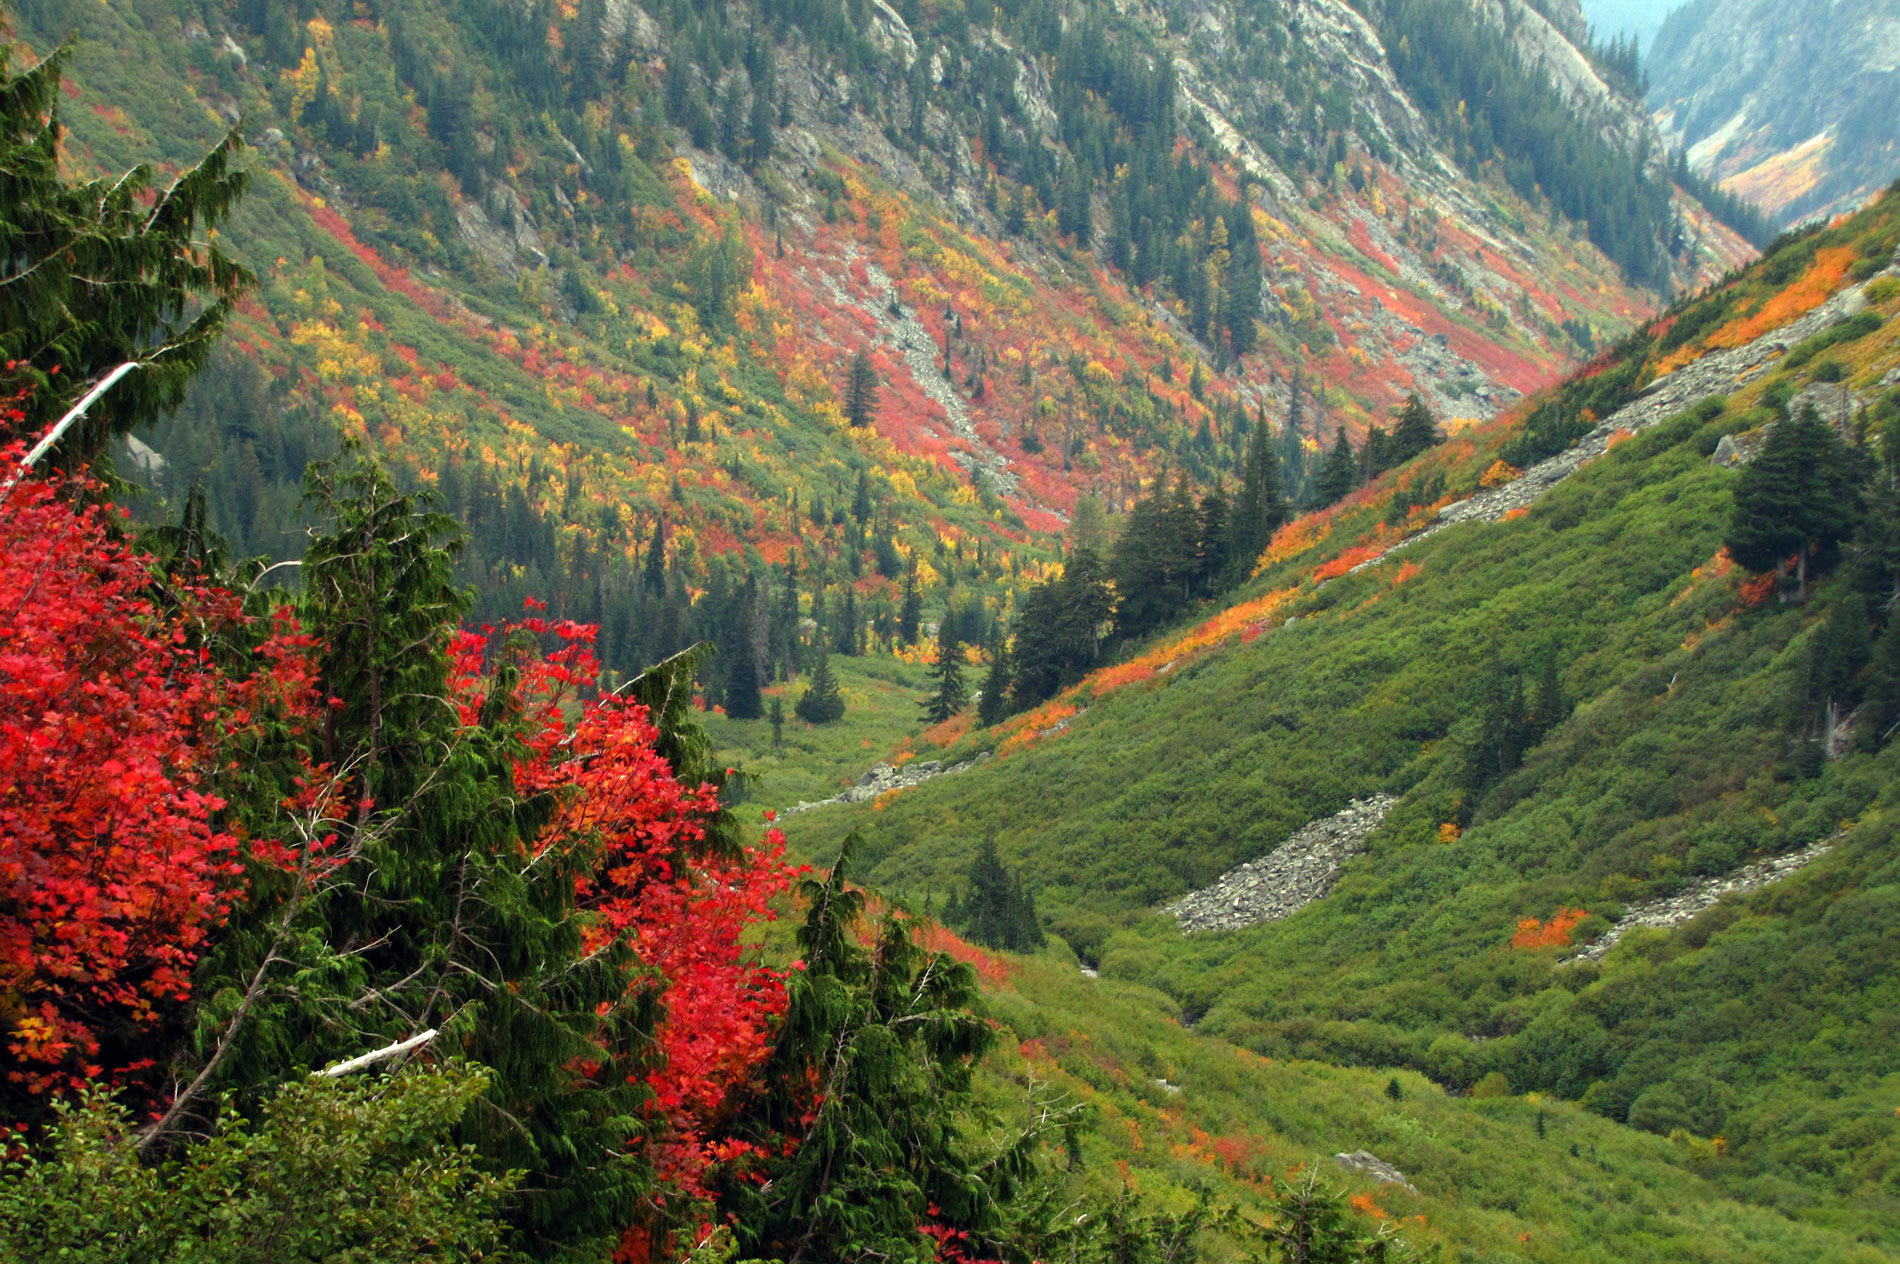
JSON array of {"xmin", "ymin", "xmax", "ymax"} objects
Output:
[
  {"xmin": 1651, "ymin": 0, "xmax": 1900, "ymax": 226},
  {"xmin": 784, "ymin": 185, "xmax": 1900, "ymax": 1243},
  {"xmin": 11, "ymin": 0, "xmax": 1752, "ymax": 692}
]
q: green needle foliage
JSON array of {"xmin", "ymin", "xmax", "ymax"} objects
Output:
[
  {"xmin": 0, "ymin": 43, "xmax": 251, "ymax": 461},
  {"xmin": 1726, "ymin": 404, "xmax": 1862, "ymax": 598},
  {"xmin": 720, "ymin": 839, "xmax": 1029, "ymax": 1264}
]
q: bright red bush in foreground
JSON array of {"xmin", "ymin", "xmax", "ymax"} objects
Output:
[{"xmin": 0, "ymin": 448, "xmax": 315, "ymax": 1094}]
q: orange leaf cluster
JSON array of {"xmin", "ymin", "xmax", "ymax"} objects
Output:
[
  {"xmin": 1314, "ymin": 543, "xmax": 1385, "ymax": 582},
  {"xmin": 1480, "ymin": 459, "xmax": 1521, "ymax": 488},
  {"xmin": 996, "ymin": 700, "xmax": 1080, "ymax": 757},
  {"xmin": 921, "ymin": 712, "xmax": 974, "ymax": 748},
  {"xmin": 1739, "ymin": 571, "xmax": 1778, "ymax": 608},
  {"xmin": 1660, "ymin": 245, "xmax": 1858, "ymax": 371},
  {"xmin": 1511, "ymin": 907, "xmax": 1588, "ymax": 949}
]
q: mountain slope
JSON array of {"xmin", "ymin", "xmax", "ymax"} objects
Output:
[
  {"xmin": 16, "ymin": 0, "xmax": 1750, "ymax": 630},
  {"xmin": 783, "ymin": 185, "xmax": 1900, "ymax": 1243},
  {"xmin": 1650, "ymin": 0, "xmax": 1900, "ymax": 226}
]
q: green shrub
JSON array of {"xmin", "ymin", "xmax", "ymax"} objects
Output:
[
  {"xmin": 0, "ymin": 1066, "xmax": 512, "ymax": 1264},
  {"xmin": 1470, "ymin": 1071, "xmax": 1512, "ymax": 1099}
]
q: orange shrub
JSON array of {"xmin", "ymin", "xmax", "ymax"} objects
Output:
[
  {"xmin": 1511, "ymin": 907, "xmax": 1588, "ymax": 949},
  {"xmin": 1479, "ymin": 459, "xmax": 1521, "ymax": 488},
  {"xmin": 1313, "ymin": 543, "xmax": 1384, "ymax": 582}
]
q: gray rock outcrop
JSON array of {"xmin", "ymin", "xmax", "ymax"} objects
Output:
[
  {"xmin": 783, "ymin": 754, "xmax": 988, "ymax": 815},
  {"xmin": 1335, "ymin": 1150, "xmax": 1418, "ymax": 1195},
  {"xmin": 1563, "ymin": 835, "xmax": 1837, "ymax": 964},
  {"xmin": 1167, "ymin": 795, "xmax": 1398, "ymax": 933}
]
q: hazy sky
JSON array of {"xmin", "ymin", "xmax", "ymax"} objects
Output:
[{"xmin": 1578, "ymin": 0, "xmax": 1693, "ymax": 51}]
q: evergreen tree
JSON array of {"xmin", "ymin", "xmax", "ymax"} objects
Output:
[
  {"xmin": 1801, "ymin": 596, "xmax": 1871, "ymax": 754},
  {"xmin": 1727, "ymin": 405, "xmax": 1861, "ymax": 600},
  {"xmin": 769, "ymin": 695, "xmax": 785, "ymax": 749},
  {"xmin": 1388, "ymin": 393, "xmax": 1441, "ymax": 466},
  {"xmin": 1196, "ymin": 484, "xmax": 1231, "ymax": 596},
  {"xmin": 725, "ymin": 643, "xmax": 764, "ymax": 719},
  {"xmin": 1314, "ymin": 430, "xmax": 1358, "ymax": 506},
  {"xmin": 180, "ymin": 446, "xmax": 657, "ymax": 1255},
  {"xmin": 898, "ymin": 563, "xmax": 924, "ymax": 645},
  {"xmin": 922, "ymin": 623, "xmax": 968, "ymax": 723},
  {"xmin": 1229, "ymin": 423, "xmax": 1290, "ymax": 582},
  {"xmin": 835, "ymin": 586, "xmax": 862, "ymax": 655},
  {"xmin": 1863, "ymin": 618, "xmax": 1900, "ymax": 750},
  {"xmin": 795, "ymin": 642, "xmax": 845, "ymax": 724},
  {"xmin": 977, "ymin": 633, "xmax": 1011, "ymax": 727},
  {"xmin": 717, "ymin": 841, "xmax": 1020, "ymax": 1261},
  {"xmin": 844, "ymin": 349, "xmax": 879, "ymax": 428},
  {"xmin": 0, "ymin": 44, "xmax": 253, "ymax": 462},
  {"xmin": 956, "ymin": 837, "xmax": 1043, "ymax": 951},
  {"xmin": 1012, "ymin": 547, "xmax": 1113, "ymax": 707}
]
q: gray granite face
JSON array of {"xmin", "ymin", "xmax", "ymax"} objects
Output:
[
  {"xmin": 1334, "ymin": 1150, "xmax": 1419, "ymax": 1195},
  {"xmin": 1166, "ymin": 794, "xmax": 1399, "ymax": 933}
]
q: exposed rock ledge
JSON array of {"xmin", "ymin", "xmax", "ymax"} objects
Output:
[
  {"xmin": 1335, "ymin": 1150, "xmax": 1418, "ymax": 1195},
  {"xmin": 1166, "ymin": 794, "xmax": 1398, "ymax": 933},
  {"xmin": 783, "ymin": 754, "xmax": 988, "ymax": 816},
  {"xmin": 1562, "ymin": 835, "xmax": 1837, "ymax": 964}
]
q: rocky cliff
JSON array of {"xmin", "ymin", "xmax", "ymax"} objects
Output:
[{"xmin": 1650, "ymin": 0, "xmax": 1900, "ymax": 225}]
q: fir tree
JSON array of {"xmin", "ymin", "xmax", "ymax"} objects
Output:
[
  {"xmin": 725, "ymin": 645, "xmax": 763, "ymax": 719},
  {"xmin": 769, "ymin": 696, "xmax": 785, "ymax": 749},
  {"xmin": 1388, "ymin": 393, "xmax": 1441, "ymax": 466},
  {"xmin": 955, "ymin": 837, "xmax": 1043, "ymax": 951},
  {"xmin": 182, "ymin": 446, "xmax": 658, "ymax": 1255},
  {"xmin": 1314, "ymin": 430, "xmax": 1358, "ymax": 507},
  {"xmin": 795, "ymin": 643, "xmax": 845, "ymax": 724},
  {"xmin": 898, "ymin": 563, "xmax": 924, "ymax": 645},
  {"xmin": 718, "ymin": 840, "xmax": 1019, "ymax": 1261},
  {"xmin": 977, "ymin": 633, "xmax": 1011, "ymax": 727},
  {"xmin": 1229, "ymin": 423, "xmax": 1290, "ymax": 582},
  {"xmin": 0, "ymin": 44, "xmax": 253, "ymax": 461},
  {"xmin": 922, "ymin": 623, "xmax": 968, "ymax": 723},
  {"xmin": 1727, "ymin": 405, "xmax": 1861, "ymax": 600},
  {"xmin": 844, "ymin": 349, "xmax": 879, "ymax": 428}
]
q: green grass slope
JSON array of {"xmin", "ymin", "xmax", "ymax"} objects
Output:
[{"xmin": 782, "ymin": 193, "xmax": 1900, "ymax": 1246}]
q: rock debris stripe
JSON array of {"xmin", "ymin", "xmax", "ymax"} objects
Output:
[
  {"xmin": 781, "ymin": 753, "xmax": 991, "ymax": 816},
  {"xmin": 1165, "ymin": 794, "xmax": 1400, "ymax": 934},
  {"xmin": 1560, "ymin": 833, "xmax": 1839, "ymax": 965},
  {"xmin": 1358, "ymin": 266, "xmax": 1898, "ymax": 571}
]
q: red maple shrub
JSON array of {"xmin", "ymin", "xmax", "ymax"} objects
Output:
[{"xmin": 0, "ymin": 448, "xmax": 316, "ymax": 1095}]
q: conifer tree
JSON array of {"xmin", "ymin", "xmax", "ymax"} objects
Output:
[
  {"xmin": 1388, "ymin": 393, "xmax": 1441, "ymax": 466},
  {"xmin": 769, "ymin": 696, "xmax": 785, "ymax": 749},
  {"xmin": 718, "ymin": 841, "xmax": 1021, "ymax": 1262},
  {"xmin": 177, "ymin": 446, "xmax": 658, "ymax": 1255},
  {"xmin": 1314, "ymin": 429, "xmax": 1358, "ymax": 506},
  {"xmin": 955, "ymin": 837, "xmax": 1043, "ymax": 951},
  {"xmin": 1727, "ymin": 405, "xmax": 1861, "ymax": 600},
  {"xmin": 0, "ymin": 44, "xmax": 252, "ymax": 461},
  {"xmin": 1229, "ymin": 423, "xmax": 1290, "ymax": 582},
  {"xmin": 978, "ymin": 633, "xmax": 1011, "ymax": 726},
  {"xmin": 844, "ymin": 349, "xmax": 879, "ymax": 428},
  {"xmin": 922, "ymin": 623, "xmax": 968, "ymax": 724},
  {"xmin": 898, "ymin": 563, "xmax": 924, "ymax": 645},
  {"xmin": 725, "ymin": 644, "xmax": 764, "ymax": 719},
  {"xmin": 796, "ymin": 642, "xmax": 846, "ymax": 724}
]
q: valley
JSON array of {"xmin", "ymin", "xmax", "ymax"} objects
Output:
[{"xmin": 2, "ymin": 0, "xmax": 1898, "ymax": 1261}]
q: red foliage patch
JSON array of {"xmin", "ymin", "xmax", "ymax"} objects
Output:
[
  {"xmin": 0, "ymin": 450, "xmax": 318, "ymax": 1096},
  {"xmin": 1511, "ymin": 907, "xmax": 1588, "ymax": 949}
]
